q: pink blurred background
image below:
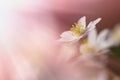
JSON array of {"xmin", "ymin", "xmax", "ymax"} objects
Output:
[
  {"xmin": 0, "ymin": 0, "xmax": 120, "ymax": 80},
  {"xmin": 8, "ymin": 0, "xmax": 120, "ymax": 32}
]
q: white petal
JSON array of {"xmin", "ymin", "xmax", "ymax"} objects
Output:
[
  {"xmin": 97, "ymin": 29, "xmax": 109, "ymax": 45},
  {"xmin": 58, "ymin": 37, "xmax": 74, "ymax": 42},
  {"xmin": 59, "ymin": 31, "xmax": 78, "ymax": 42},
  {"xmin": 86, "ymin": 22, "xmax": 92, "ymax": 31},
  {"xmin": 60, "ymin": 31, "xmax": 73, "ymax": 38},
  {"xmin": 87, "ymin": 18, "xmax": 102, "ymax": 31},
  {"xmin": 88, "ymin": 29, "xmax": 97, "ymax": 45},
  {"xmin": 99, "ymin": 42, "xmax": 111, "ymax": 50},
  {"xmin": 58, "ymin": 36, "xmax": 78, "ymax": 42},
  {"xmin": 78, "ymin": 16, "xmax": 86, "ymax": 28},
  {"xmin": 100, "ymin": 38, "xmax": 114, "ymax": 50}
]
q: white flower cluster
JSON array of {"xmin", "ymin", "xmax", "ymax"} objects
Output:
[{"xmin": 58, "ymin": 16, "xmax": 120, "ymax": 56}]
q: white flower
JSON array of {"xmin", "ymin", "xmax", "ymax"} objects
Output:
[
  {"xmin": 108, "ymin": 24, "xmax": 120, "ymax": 46},
  {"xmin": 79, "ymin": 29, "xmax": 111, "ymax": 55},
  {"xmin": 59, "ymin": 16, "xmax": 102, "ymax": 43}
]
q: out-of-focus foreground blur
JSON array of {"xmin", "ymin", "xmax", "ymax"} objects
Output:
[{"xmin": 0, "ymin": 0, "xmax": 120, "ymax": 80}]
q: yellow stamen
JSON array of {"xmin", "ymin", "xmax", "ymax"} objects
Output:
[
  {"xmin": 86, "ymin": 46, "xmax": 94, "ymax": 52},
  {"xmin": 80, "ymin": 44, "xmax": 94, "ymax": 55},
  {"xmin": 70, "ymin": 23, "xmax": 85, "ymax": 37}
]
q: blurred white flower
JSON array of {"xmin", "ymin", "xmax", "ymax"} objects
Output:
[
  {"xmin": 59, "ymin": 16, "xmax": 101, "ymax": 43},
  {"xmin": 108, "ymin": 24, "xmax": 120, "ymax": 46},
  {"xmin": 79, "ymin": 29, "xmax": 111, "ymax": 55}
]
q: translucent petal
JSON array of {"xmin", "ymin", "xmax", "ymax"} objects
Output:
[
  {"xmin": 88, "ymin": 29, "xmax": 97, "ymax": 46},
  {"xmin": 78, "ymin": 16, "xmax": 86, "ymax": 29},
  {"xmin": 97, "ymin": 29, "xmax": 109, "ymax": 45},
  {"xmin": 59, "ymin": 31, "xmax": 77, "ymax": 42},
  {"xmin": 87, "ymin": 18, "xmax": 101, "ymax": 31},
  {"xmin": 60, "ymin": 31, "xmax": 73, "ymax": 38}
]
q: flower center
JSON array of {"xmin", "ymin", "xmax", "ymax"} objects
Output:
[
  {"xmin": 82, "ymin": 40, "xmax": 95, "ymax": 53},
  {"xmin": 70, "ymin": 23, "xmax": 85, "ymax": 37},
  {"xmin": 80, "ymin": 44, "xmax": 95, "ymax": 55},
  {"xmin": 86, "ymin": 46, "xmax": 94, "ymax": 53}
]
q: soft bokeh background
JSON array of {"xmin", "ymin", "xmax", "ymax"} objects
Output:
[{"xmin": 0, "ymin": 0, "xmax": 120, "ymax": 80}]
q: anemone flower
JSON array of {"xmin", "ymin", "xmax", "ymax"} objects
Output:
[
  {"xmin": 79, "ymin": 29, "xmax": 111, "ymax": 55},
  {"xmin": 58, "ymin": 16, "xmax": 101, "ymax": 43},
  {"xmin": 108, "ymin": 24, "xmax": 120, "ymax": 46}
]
